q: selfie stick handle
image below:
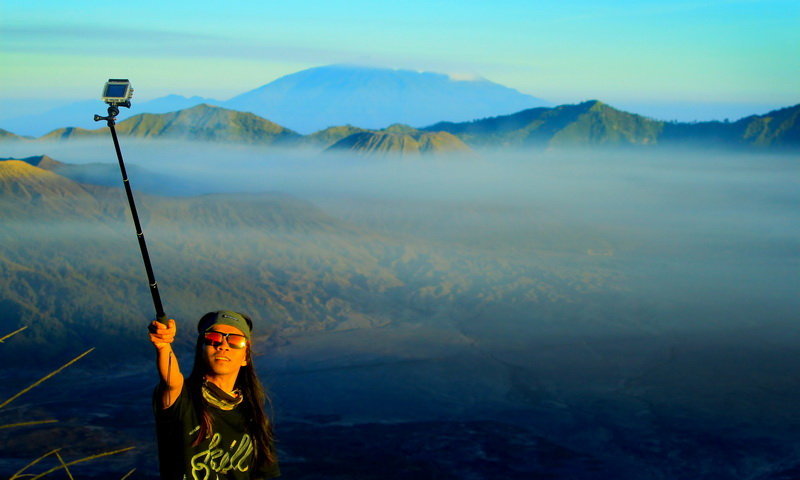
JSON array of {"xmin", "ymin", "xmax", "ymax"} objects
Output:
[{"xmin": 95, "ymin": 105, "xmax": 168, "ymax": 326}]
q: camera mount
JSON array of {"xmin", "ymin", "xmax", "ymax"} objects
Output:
[{"xmin": 94, "ymin": 79, "xmax": 133, "ymax": 126}]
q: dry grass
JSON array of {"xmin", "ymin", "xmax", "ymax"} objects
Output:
[{"xmin": 1, "ymin": 327, "xmax": 136, "ymax": 479}]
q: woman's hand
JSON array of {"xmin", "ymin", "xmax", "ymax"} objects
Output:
[
  {"xmin": 149, "ymin": 318, "xmax": 176, "ymax": 349},
  {"xmin": 149, "ymin": 318, "xmax": 184, "ymax": 408}
]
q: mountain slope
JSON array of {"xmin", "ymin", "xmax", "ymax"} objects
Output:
[
  {"xmin": 0, "ymin": 95, "xmax": 222, "ymax": 137},
  {"xmin": 424, "ymin": 100, "xmax": 664, "ymax": 148},
  {"xmin": 661, "ymin": 103, "xmax": 800, "ymax": 148},
  {"xmin": 1, "ymin": 155, "xmax": 64, "ymax": 170},
  {"xmin": 327, "ymin": 129, "xmax": 472, "ymax": 156},
  {"xmin": 225, "ymin": 64, "xmax": 548, "ymax": 133},
  {"xmin": 303, "ymin": 125, "xmax": 371, "ymax": 148},
  {"xmin": 425, "ymin": 101, "xmax": 800, "ymax": 149},
  {"xmin": 38, "ymin": 104, "xmax": 301, "ymax": 144},
  {"xmin": 0, "ymin": 128, "xmax": 30, "ymax": 142},
  {"xmin": 0, "ymin": 160, "xmax": 103, "ymax": 218},
  {"xmin": 114, "ymin": 104, "xmax": 300, "ymax": 143}
]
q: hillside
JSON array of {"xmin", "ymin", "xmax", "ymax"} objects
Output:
[
  {"xmin": 0, "ymin": 128, "xmax": 30, "ymax": 142},
  {"xmin": 0, "ymin": 160, "xmax": 102, "ymax": 216},
  {"xmin": 425, "ymin": 101, "xmax": 800, "ymax": 149},
  {"xmin": 661, "ymin": 103, "xmax": 800, "ymax": 148},
  {"xmin": 424, "ymin": 100, "xmax": 663, "ymax": 148},
  {"xmin": 303, "ymin": 125, "xmax": 371, "ymax": 148},
  {"xmin": 38, "ymin": 104, "xmax": 301, "ymax": 144},
  {"xmin": 326, "ymin": 130, "xmax": 472, "ymax": 156},
  {"xmin": 1, "ymin": 154, "xmax": 64, "ymax": 170}
]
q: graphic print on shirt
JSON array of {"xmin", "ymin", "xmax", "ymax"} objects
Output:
[{"xmin": 190, "ymin": 432, "xmax": 254, "ymax": 480}]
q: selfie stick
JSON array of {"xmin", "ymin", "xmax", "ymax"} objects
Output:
[{"xmin": 94, "ymin": 79, "xmax": 168, "ymax": 326}]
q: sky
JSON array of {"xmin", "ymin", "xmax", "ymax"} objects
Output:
[{"xmin": 1, "ymin": 0, "xmax": 798, "ymax": 121}]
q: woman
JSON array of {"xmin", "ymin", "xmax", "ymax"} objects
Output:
[{"xmin": 149, "ymin": 310, "xmax": 280, "ymax": 480}]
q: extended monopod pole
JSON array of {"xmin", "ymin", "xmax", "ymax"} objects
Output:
[{"xmin": 94, "ymin": 79, "xmax": 168, "ymax": 326}]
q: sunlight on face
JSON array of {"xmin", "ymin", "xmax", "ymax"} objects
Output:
[{"xmin": 203, "ymin": 323, "xmax": 248, "ymax": 377}]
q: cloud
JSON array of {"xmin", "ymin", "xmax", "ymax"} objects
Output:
[
  {"xmin": 2, "ymin": 24, "xmax": 219, "ymax": 43},
  {"xmin": 0, "ymin": 24, "xmax": 520, "ymax": 82},
  {"xmin": 1, "ymin": 24, "xmax": 343, "ymax": 63}
]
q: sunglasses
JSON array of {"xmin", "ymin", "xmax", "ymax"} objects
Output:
[{"xmin": 203, "ymin": 330, "xmax": 248, "ymax": 349}]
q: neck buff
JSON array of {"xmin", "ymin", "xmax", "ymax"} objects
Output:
[{"xmin": 202, "ymin": 379, "xmax": 244, "ymax": 410}]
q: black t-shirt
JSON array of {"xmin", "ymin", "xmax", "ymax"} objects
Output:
[{"xmin": 154, "ymin": 383, "xmax": 280, "ymax": 480}]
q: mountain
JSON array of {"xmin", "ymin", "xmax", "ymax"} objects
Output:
[
  {"xmin": 38, "ymin": 126, "xmax": 98, "ymax": 141},
  {"xmin": 38, "ymin": 104, "xmax": 301, "ymax": 144},
  {"xmin": 661, "ymin": 103, "xmax": 800, "ymax": 148},
  {"xmin": 224, "ymin": 64, "xmax": 548, "ymax": 133},
  {"xmin": 0, "ymin": 128, "xmax": 29, "ymax": 142},
  {"xmin": 112, "ymin": 104, "xmax": 299, "ymax": 143},
  {"xmin": 6, "ymin": 101, "xmax": 798, "ymax": 152},
  {"xmin": 425, "ymin": 101, "xmax": 800, "ymax": 149},
  {"xmin": 1, "ymin": 64, "xmax": 546, "ymax": 136},
  {"xmin": 0, "ymin": 100, "xmax": 104, "ymax": 137},
  {"xmin": 0, "ymin": 154, "xmax": 189, "ymax": 194},
  {"xmin": 0, "ymin": 95, "xmax": 220, "ymax": 137},
  {"xmin": 135, "ymin": 94, "xmax": 220, "ymax": 115},
  {"xmin": 0, "ymin": 160, "xmax": 102, "ymax": 217},
  {"xmin": 326, "ymin": 129, "xmax": 472, "ymax": 156},
  {"xmin": 303, "ymin": 125, "xmax": 372, "ymax": 148},
  {"xmin": 423, "ymin": 100, "xmax": 663, "ymax": 148},
  {"xmin": 1, "ymin": 154, "xmax": 64, "ymax": 171}
]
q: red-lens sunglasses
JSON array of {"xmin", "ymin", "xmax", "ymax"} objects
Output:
[{"xmin": 203, "ymin": 330, "xmax": 247, "ymax": 349}]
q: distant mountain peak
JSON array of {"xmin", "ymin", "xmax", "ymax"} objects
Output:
[
  {"xmin": 224, "ymin": 64, "xmax": 548, "ymax": 133},
  {"xmin": 382, "ymin": 124, "xmax": 419, "ymax": 135}
]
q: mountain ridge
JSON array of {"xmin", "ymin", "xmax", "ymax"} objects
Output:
[
  {"xmin": 3, "ymin": 101, "xmax": 799, "ymax": 151},
  {"xmin": 38, "ymin": 104, "xmax": 301, "ymax": 144},
  {"xmin": 424, "ymin": 100, "xmax": 800, "ymax": 149},
  {"xmin": 326, "ymin": 127, "xmax": 472, "ymax": 156}
]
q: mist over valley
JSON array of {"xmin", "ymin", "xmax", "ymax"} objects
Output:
[{"xmin": 1, "ymin": 141, "xmax": 799, "ymax": 478}]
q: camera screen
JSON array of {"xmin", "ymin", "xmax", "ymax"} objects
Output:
[{"xmin": 105, "ymin": 83, "xmax": 129, "ymax": 98}]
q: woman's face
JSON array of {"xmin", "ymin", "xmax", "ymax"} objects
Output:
[{"xmin": 202, "ymin": 323, "xmax": 248, "ymax": 377}]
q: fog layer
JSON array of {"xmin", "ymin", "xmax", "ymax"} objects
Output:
[{"xmin": 2, "ymin": 140, "xmax": 799, "ymax": 478}]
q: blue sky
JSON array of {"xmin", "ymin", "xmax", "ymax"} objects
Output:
[{"xmin": 1, "ymin": 0, "xmax": 798, "ymax": 121}]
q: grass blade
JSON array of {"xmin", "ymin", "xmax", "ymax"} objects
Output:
[
  {"xmin": 9, "ymin": 449, "xmax": 60, "ymax": 479},
  {"xmin": 26, "ymin": 446, "xmax": 135, "ymax": 480},
  {"xmin": 0, "ymin": 348, "xmax": 94, "ymax": 410},
  {"xmin": 0, "ymin": 419, "xmax": 58, "ymax": 430},
  {"xmin": 0, "ymin": 326, "xmax": 28, "ymax": 343}
]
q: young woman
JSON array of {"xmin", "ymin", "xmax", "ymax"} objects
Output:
[{"xmin": 149, "ymin": 310, "xmax": 280, "ymax": 480}]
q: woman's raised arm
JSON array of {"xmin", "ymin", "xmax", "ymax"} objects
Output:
[{"xmin": 148, "ymin": 318, "xmax": 184, "ymax": 409}]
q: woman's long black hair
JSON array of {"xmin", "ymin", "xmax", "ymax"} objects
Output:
[{"xmin": 187, "ymin": 312, "xmax": 277, "ymax": 470}]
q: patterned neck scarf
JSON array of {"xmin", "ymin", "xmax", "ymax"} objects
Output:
[{"xmin": 202, "ymin": 379, "xmax": 243, "ymax": 410}]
